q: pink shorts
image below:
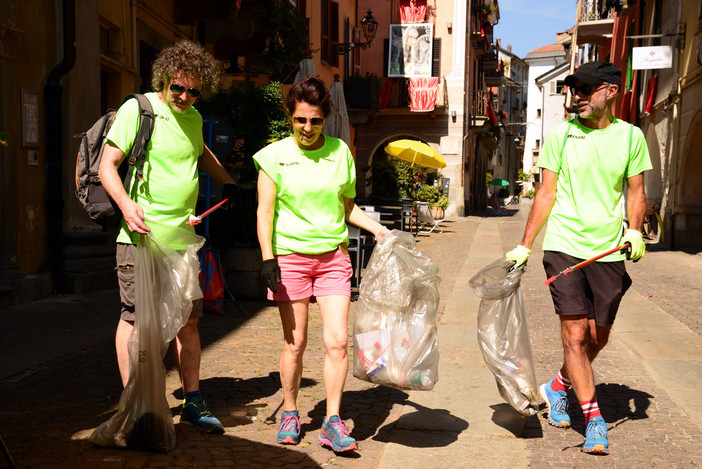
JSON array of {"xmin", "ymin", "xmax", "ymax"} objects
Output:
[{"xmin": 269, "ymin": 248, "xmax": 353, "ymax": 301}]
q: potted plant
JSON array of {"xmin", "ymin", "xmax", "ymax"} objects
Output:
[
  {"xmin": 416, "ymin": 184, "xmax": 449, "ymax": 219},
  {"xmin": 432, "ymin": 195, "xmax": 450, "ymax": 219}
]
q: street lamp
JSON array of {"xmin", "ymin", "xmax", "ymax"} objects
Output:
[{"xmin": 338, "ymin": 10, "xmax": 378, "ymax": 55}]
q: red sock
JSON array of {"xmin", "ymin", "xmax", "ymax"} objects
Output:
[
  {"xmin": 550, "ymin": 371, "xmax": 571, "ymax": 392},
  {"xmin": 580, "ymin": 399, "xmax": 602, "ymax": 423}
]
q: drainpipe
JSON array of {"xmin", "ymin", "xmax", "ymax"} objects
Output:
[{"xmin": 44, "ymin": 0, "xmax": 76, "ymax": 292}]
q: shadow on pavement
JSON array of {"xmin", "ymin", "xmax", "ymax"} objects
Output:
[
  {"xmin": 489, "ymin": 403, "xmax": 541, "ymax": 438},
  {"xmin": 169, "ymin": 373, "xmax": 318, "ymax": 429},
  {"xmin": 372, "ymin": 399, "xmax": 468, "ymax": 448},
  {"xmin": 474, "ymin": 208, "xmax": 520, "ymax": 218},
  {"xmin": 600, "ymin": 382, "xmax": 653, "ymax": 430}
]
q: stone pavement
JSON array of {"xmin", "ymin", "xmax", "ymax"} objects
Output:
[{"xmin": 1, "ymin": 202, "xmax": 701, "ymax": 468}]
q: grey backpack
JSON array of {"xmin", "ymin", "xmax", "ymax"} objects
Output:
[{"xmin": 74, "ymin": 93, "xmax": 154, "ymax": 227}]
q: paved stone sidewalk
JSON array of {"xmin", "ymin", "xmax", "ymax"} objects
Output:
[
  {"xmin": 498, "ymin": 203, "xmax": 702, "ymax": 468},
  {"xmin": 1, "ymin": 203, "xmax": 701, "ymax": 468},
  {"xmin": 0, "ymin": 219, "xmax": 475, "ymax": 469}
]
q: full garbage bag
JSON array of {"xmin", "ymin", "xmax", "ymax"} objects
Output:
[
  {"xmin": 90, "ymin": 222, "xmax": 205, "ymax": 452},
  {"xmin": 353, "ymin": 230, "xmax": 440, "ymax": 390},
  {"xmin": 469, "ymin": 258, "xmax": 539, "ymax": 416}
]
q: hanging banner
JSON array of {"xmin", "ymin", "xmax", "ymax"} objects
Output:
[
  {"xmin": 632, "ymin": 46, "xmax": 673, "ymax": 70},
  {"xmin": 388, "ymin": 23, "xmax": 434, "ymax": 77}
]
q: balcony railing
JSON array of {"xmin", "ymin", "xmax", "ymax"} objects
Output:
[
  {"xmin": 471, "ymin": 90, "xmax": 488, "ymax": 120},
  {"xmin": 580, "ymin": 0, "xmax": 614, "ymax": 22},
  {"xmin": 344, "ymin": 76, "xmax": 380, "ymax": 112},
  {"xmin": 576, "ymin": 0, "xmax": 615, "ymax": 46}
]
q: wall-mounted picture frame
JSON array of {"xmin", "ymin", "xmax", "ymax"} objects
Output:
[
  {"xmin": 21, "ymin": 88, "xmax": 40, "ymax": 147},
  {"xmin": 388, "ymin": 23, "xmax": 433, "ymax": 78}
]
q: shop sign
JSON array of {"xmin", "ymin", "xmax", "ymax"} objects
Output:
[{"xmin": 632, "ymin": 46, "xmax": 673, "ymax": 70}]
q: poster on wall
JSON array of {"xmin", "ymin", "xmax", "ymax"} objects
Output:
[
  {"xmin": 388, "ymin": 23, "xmax": 433, "ymax": 78},
  {"xmin": 21, "ymin": 88, "xmax": 40, "ymax": 147}
]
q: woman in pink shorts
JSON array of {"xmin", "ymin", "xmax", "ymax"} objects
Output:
[{"xmin": 253, "ymin": 77, "xmax": 389, "ymax": 452}]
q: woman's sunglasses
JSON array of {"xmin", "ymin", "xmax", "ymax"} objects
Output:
[
  {"xmin": 169, "ymin": 83, "xmax": 202, "ymax": 98},
  {"xmin": 293, "ymin": 116, "xmax": 324, "ymax": 126}
]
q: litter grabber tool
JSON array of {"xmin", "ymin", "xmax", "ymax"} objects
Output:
[
  {"xmin": 544, "ymin": 243, "xmax": 630, "ymax": 286},
  {"xmin": 187, "ymin": 198, "xmax": 229, "ymax": 226}
]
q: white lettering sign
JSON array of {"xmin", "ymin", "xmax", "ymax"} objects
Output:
[{"xmin": 632, "ymin": 46, "xmax": 673, "ymax": 70}]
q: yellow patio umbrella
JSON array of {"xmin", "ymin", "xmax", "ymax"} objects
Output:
[{"xmin": 384, "ymin": 139, "xmax": 447, "ymax": 169}]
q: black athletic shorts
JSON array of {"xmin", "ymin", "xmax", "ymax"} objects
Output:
[{"xmin": 542, "ymin": 251, "xmax": 632, "ymax": 327}]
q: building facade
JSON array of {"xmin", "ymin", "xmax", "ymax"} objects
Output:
[{"xmin": 570, "ymin": 0, "xmax": 702, "ymax": 250}]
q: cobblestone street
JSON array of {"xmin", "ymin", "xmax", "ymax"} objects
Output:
[{"xmin": 1, "ymin": 202, "xmax": 701, "ymax": 468}]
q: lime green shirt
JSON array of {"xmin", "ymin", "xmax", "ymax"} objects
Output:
[
  {"xmin": 537, "ymin": 118, "xmax": 652, "ymax": 261},
  {"xmin": 253, "ymin": 136, "xmax": 357, "ymax": 255},
  {"xmin": 106, "ymin": 93, "xmax": 202, "ymax": 245}
]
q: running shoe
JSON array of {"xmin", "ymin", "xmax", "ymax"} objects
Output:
[
  {"xmin": 318, "ymin": 415, "xmax": 358, "ymax": 452},
  {"xmin": 277, "ymin": 410, "xmax": 301, "ymax": 445},
  {"xmin": 582, "ymin": 416, "xmax": 610, "ymax": 454},
  {"xmin": 539, "ymin": 379, "xmax": 571, "ymax": 428},
  {"xmin": 180, "ymin": 396, "xmax": 225, "ymax": 434}
]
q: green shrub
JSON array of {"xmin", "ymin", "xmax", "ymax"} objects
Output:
[
  {"xmin": 364, "ymin": 156, "xmax": 440, "ymax": 199},
  {"xmin": 195, "ymin": 82, "xmax": 290, "ymax": 247},
  {"xmin": 435, "ymin": 195, "xmax": 450, "ymax": 210},
  {"xmin": 417, "ymin": 184, "xmax": 449, "ymax": 209},
  {"xmin": 525, "ymin": 189, "xmax": 536, "ymax": 199}
]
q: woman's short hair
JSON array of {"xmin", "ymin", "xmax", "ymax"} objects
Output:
[
  {"xmin": 151, "ymin": 40, "xmax": 222, "ymax": 100},
  {"xmin": 286, "ymin": 77, "xmax": 331, "ymax": 117}
]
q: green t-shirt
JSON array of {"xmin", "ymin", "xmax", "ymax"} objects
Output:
[
  {"xmin": 253, "ymin": 136, "xmax": 357, "ymax": 255},
  {"xmin": 106, "ymin": 93, "xmax": 203, "ymax": 245},
  {"xmin": 537, "ymin": 118, "xmax": 652, "ymax": 261}
]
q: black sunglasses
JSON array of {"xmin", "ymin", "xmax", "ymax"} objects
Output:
[
  {"xmin": 169, "ymin": 83, "xmax": 201, "ymax": 98},
  {"xmin": 293, "ymin": 116, "xmax": 325, "ymax": 126},
  {"xmin": 570, "ymin": 83, "xmax": 607, "ymax": 96}
]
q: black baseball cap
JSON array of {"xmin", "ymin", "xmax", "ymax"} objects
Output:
[{"xmin": 564, "ymin": 61, "xmax": 621, "ymax": 87}]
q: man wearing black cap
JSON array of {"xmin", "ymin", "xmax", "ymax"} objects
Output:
[{"xmin": 505, "ymin": 61, "xmax": 652, "ymax": 454}]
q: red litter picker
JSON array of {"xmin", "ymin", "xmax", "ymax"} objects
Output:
[
  {"xmin": 544, "ymin": 243, "xmax": 631, "ymax": 286},
  {"xmin": 187, "ymin": 198, "xmax": 229, "ymax": 226}
]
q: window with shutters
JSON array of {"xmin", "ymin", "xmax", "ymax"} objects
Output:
[
  {"xmin": 432, "ymin": 38, "xmax": 441, "ymax": 77},
  {"xmin": 653, "ymin": 0, "xmax": 663, "ymax": 46},
  {"xmin": 321, "ymin": 0, "xmax": 339, "ymax": 67}
]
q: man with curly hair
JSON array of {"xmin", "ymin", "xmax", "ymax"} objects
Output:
[{"xmin": 99, "ymin": 40, "xmax": 237, "ymax": 434}]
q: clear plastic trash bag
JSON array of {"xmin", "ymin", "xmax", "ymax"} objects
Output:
[
  {"xmin": 353, "ymin": 230, "xmax": 440, "ymax": 390},
  {"xmin": 90, "ymin": 222, "xmax": 205, "ymax": 452},
  {"xmin": 469, "ymin": 258, "xmax": 539, "ymax": 416}
]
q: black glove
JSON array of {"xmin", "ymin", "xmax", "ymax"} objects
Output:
[
  {"xmin": 221, "ymin": 183, "xmax": 241, "ymax": 209},
  {"xmin": 261, "ymin": 258, "xmax": 281, "ymax": 293}
]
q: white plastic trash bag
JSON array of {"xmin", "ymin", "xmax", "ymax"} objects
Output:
[
  {"xmin": 90, "ymin": 222, "xmax": 205, "ymax": 452},
  {"xmin": 353, "ymin": 230, "xmax": 440, "ymax": 390},
  {"xmin": 469, "ymin": 258, "xmax": 539, "ymax": 416}
]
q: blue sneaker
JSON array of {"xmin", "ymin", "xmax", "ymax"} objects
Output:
[
  {"xmin": 277, "ymin": 410, "xmax": 301, "ymax": 445},
  {"xmin": 539, "ymin": 379, "xmax": 571, "ymax": 428},
  {"xmin": 318, "ymin": 415, "xmax": 358, "ymax": 452},
  {"xmin": 180, "ymin": 397, "xmax": 224, "ymax": 434},
  {"xmin": 582, "ymin": 416, "xmax": 610, "ymax": 454}
]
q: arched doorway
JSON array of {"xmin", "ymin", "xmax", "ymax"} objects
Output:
[
  {"xmin": 361, "ymin": 132, "xmax": 436, "ymax": 198},
  {"xmin": 675, "ymin": 111, "xmax": 702, "ymax": 249}
]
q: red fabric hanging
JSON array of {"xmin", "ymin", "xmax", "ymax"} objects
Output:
[
  {"xmin": 400, "ymin": 0, "xmax": 427, "ymax": 23},
  {"xmin": 379, "ymin": 78, "xmax": 393, "ymax": 110},
  {"xmin": 645, "ymin": 75, "xmax": 657, "ymax": 113},
  {"xmin": 620, "ymin": 90, "xmax": 631, "ymax": 122},
  {"xmin": 485, "ymin": 94, "xmax": 498, "ymax": 125},
  {"xmin": 409, "ymin": 77, "xmax": 439, "ymax": 112}
]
